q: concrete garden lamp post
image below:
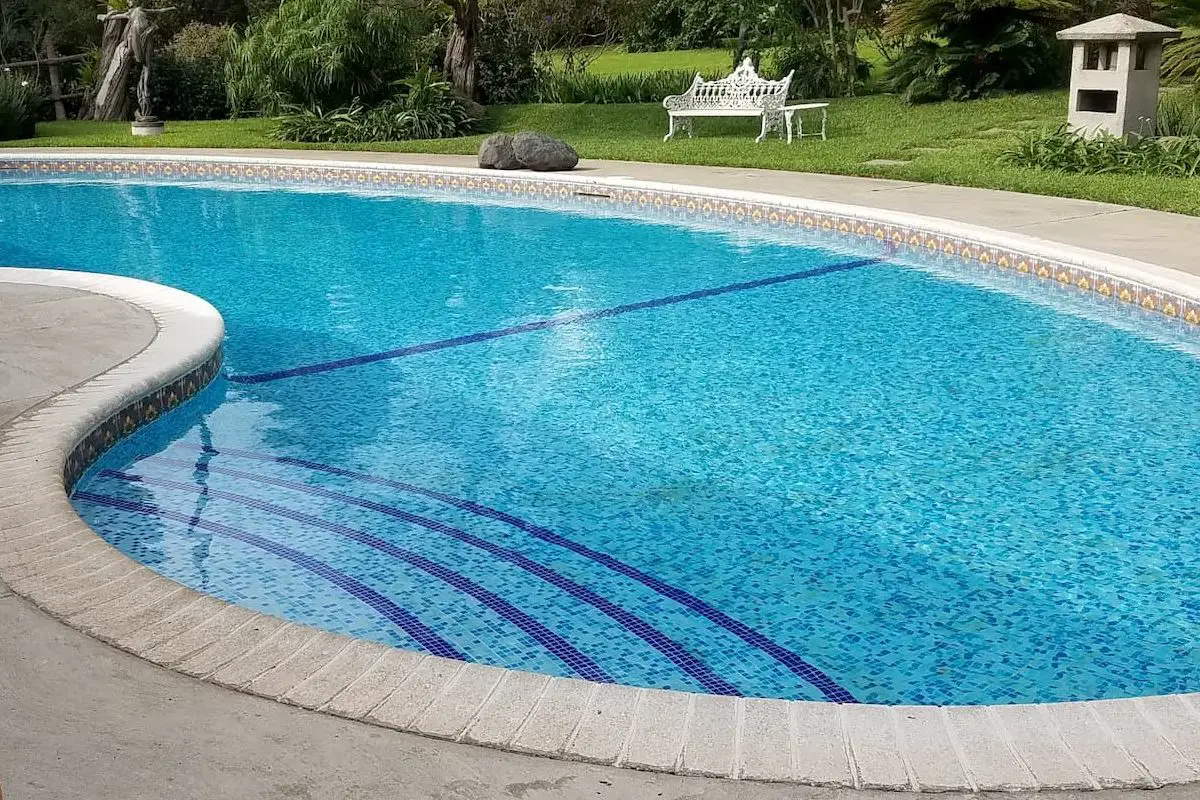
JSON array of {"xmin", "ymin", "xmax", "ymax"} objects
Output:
[{"xmin": 1057, "ymin": 13, "xmax": 1181, "ymax": 139}]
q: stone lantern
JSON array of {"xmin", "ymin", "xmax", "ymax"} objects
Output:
[{"xmin": 1056, "ymin": 13, "xmax": 1181, "ymax": 139}]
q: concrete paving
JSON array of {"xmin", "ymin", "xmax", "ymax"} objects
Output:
[
  {"xmin": 0, "ymin": 282, "xmax": 155, "ymax": 424},
  {"xmin": 6, "ymin": 591, "xmax": 1200, "ymax": 800},
  {"xmin": 4, "ymin": 156, "xmax": 1200, "ymax": 799}
]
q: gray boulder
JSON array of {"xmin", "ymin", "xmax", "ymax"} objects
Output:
[
  {"xmin": 478, "ymin": 133, "xmax": 521, "ymax": 170},
  {"xmin": 512, "ymin": 131, "xmax": 579, "ymax": 171}
]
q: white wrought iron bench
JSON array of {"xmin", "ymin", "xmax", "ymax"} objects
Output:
[{"xmin": 663, "ymin": 58, "xmax": 794, "ymax": 143}]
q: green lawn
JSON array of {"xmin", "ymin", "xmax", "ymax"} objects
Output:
[
  {"xmin": 7, "ymin": 92, "xmax": 1200, "ymax": 215},
  {"xmin": 555, "ymin": 46, "xmax": 735, "ymax": 76}
]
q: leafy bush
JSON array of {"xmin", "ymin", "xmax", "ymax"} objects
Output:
[
  {"xmin": 272, "ymin": 69, "xmax": 477, "ymax": 143},
  {"xmin": 885, "ymin": 0, "xmax": 1071, "ymax": 104},
  {"xmin": 0, "ymin": 73, "xmax": 39, "ymax": 141},
  {"xmin": 767, "ymin": 33, "xmax": 869, "ymax": 99},
  {"xmin": 999, "ymin": 124, "xmax": 1200, "ymax": 176},
  {"xmin": 536, "ymin": 69, "xmax": 705, "ymax": 104},
  {"xmin": 150, "ymin": 24, "xmax": 234, "ymax": 120},
  {"xmin": 227, "ymin": 0, "xmax": 423, "ymax": 115},
  {"xmin": 477, "ymin": 1, "xmax": 543, "ymax": 104}
]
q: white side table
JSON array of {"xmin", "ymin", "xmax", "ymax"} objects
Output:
[{"xmin": 781, "ymin": 103, "xmax": 829, "ymax": 143}]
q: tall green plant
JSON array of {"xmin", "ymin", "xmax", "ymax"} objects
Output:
[
  {"xmin": 0, "ymin": 72, "xmax": 39, "ymax": 140},
  {"xmin": 226, "ymin": 0, "xmax": 422, "ymax": 115}
]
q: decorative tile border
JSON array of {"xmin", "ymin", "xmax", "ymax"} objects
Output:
[
  {"xmin": 62, "ymin": 347, "xmax": 222, "ymax": 491},
  {"xmin": 4, "ymin": 156, "xmax": 1200, "ymax": 793}
]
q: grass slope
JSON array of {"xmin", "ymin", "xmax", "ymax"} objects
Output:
[{"xmin": 7, "ymin": 92, "xmax": 1200, "ymax": 215}]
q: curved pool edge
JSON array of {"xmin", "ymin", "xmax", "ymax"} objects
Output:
[{"xmin": 2, "ymin": 159, "xmax": 1200, "ymax": 793}]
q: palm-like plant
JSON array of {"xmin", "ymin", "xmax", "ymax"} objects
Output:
[
  {"xmin": 885, "ymin": 0, "xmax": 1075, "ymax": 103},
  {"xmin": 885, "ymin": 0, "xmax": 1075, "ymax": 40},
  {"xmin": 1160, "ymin": 0, "xmax": 1200, "ymax": 85}
]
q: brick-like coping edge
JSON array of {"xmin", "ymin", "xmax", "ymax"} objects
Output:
[{"xmin": 4, "ymin": 156, "xmax": 1200, "ymax": 793}]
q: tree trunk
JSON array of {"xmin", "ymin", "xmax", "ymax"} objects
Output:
[
  {"xmin": 734, "ymin": 21, "xmax": 749, "ymax": 68},
  {"xmin": 83, "ymin": 15, "xmax": 132, "ymax": 120},
  {"xmin": 443, "ymin": 0, "xmax": 480, "ymax": 101}
]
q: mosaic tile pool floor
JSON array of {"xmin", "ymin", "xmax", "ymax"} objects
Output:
[{"xmin": 6, "ymin": 177, "xmax": 1200, "ymax": 705}]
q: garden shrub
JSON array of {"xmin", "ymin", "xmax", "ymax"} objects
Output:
[
  {"xmin": 767, "ymin": 32, "xmax": 869, "ymax": 99},
  {"xmin": 999, "ymin": 124, "xmax": 1200, "ymax": 177},
  {"xmin": 536, "ymin": 69, "xmax": 705, "ymax": 104},
  {"xmin": 0, "ymin": 73, "xmax": 40, "ymax": 140},
  {"xmin": 272, "ymin": 69, "xmax": 477, "ymax": 143},
  {"xmin": 227, "ymin": 0, "xmax": 423, "ymax": 115},
  {"xmin": 149, "ymin": 23, "xmax": 234, "ymax": 121}
]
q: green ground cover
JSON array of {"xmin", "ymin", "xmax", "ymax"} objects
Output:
[{"xmin": 7, "ymin": 91, "xmax": 1200, "ymax": 215}]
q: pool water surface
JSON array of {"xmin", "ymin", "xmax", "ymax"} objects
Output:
[{"xmin": 4, "ymin": 177, "xmax": 1200, "ymax": 706}]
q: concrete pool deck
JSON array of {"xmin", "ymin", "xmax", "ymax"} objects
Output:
[{"xmin": 4, "ymin": 150, "xmax": 1200, "ymax": 798}]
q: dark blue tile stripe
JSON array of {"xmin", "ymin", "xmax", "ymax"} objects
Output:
[
  {"xmin": 169, "ymin": 443, "xmax": 856, "ymax": 702},
  {"xmin": 128, "ymin": 462, "xmax": 738, "ymax": 696},
  {"xmin": 97, "ymin": 472, "xmax": 617, "ymax": 685},
  {"xmin": 72, "ymin": 491, "xmax": 465, "ymax": 660},
  {"xmin": 228, "ymin": 257, "xmax": 882, "ymax": 384}
]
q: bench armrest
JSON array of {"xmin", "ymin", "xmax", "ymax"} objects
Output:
[{"xmin": 663, "ymin": 94, "xmax": 691, "ymax": 110}]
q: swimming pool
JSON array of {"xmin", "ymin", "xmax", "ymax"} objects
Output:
[{"xmin": 6, "ymin": 159, "xmax": 1200, "ymax": 709}]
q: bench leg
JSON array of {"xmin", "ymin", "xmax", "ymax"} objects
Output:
[
  {"xmin": 821, "ymin": 108, "xmax": 827, "ymax": 140},
  {"xmin": 756, "ymin": 114, "xmax": 768, "ymax": 144},
  {"xmin": 664, "ymin": 115, "xmax": 676, "ymax": 142},
  {"xmin": 785, "ymin": 111, "xmax": 794, "ymax": 144}
]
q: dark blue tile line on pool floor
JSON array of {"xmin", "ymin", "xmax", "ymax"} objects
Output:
[
  {"xmin": 120, "ymin": 463, "xmax": 740, "ymax": 696},
  {"xmin": 96, "ymin": 471, "xmax": 615, "ymax": 685},
  {"xmin": 228, "ymin": 257, "xmax": 884, "ymax": 385},
  {"xmin": 72, "ymin": 492, "xmax": 466, "ymax": 661},
  {"xmin": 169, "ymin": 443, "xmax": 857, "ymax": 703}
]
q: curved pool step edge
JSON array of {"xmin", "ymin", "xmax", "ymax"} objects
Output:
[{"xmin": 2, "ymin": 226, "xmax": 1200, "ymax": 791}]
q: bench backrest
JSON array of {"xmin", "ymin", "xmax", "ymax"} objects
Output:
[{"xmin": 686, "ymin": 58, "xmax": 792, "ymax": 110}]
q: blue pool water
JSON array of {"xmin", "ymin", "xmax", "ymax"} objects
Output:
[{"xmin": 5, "ymin": 177, "xmax": 1200, "ymax": 705}]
